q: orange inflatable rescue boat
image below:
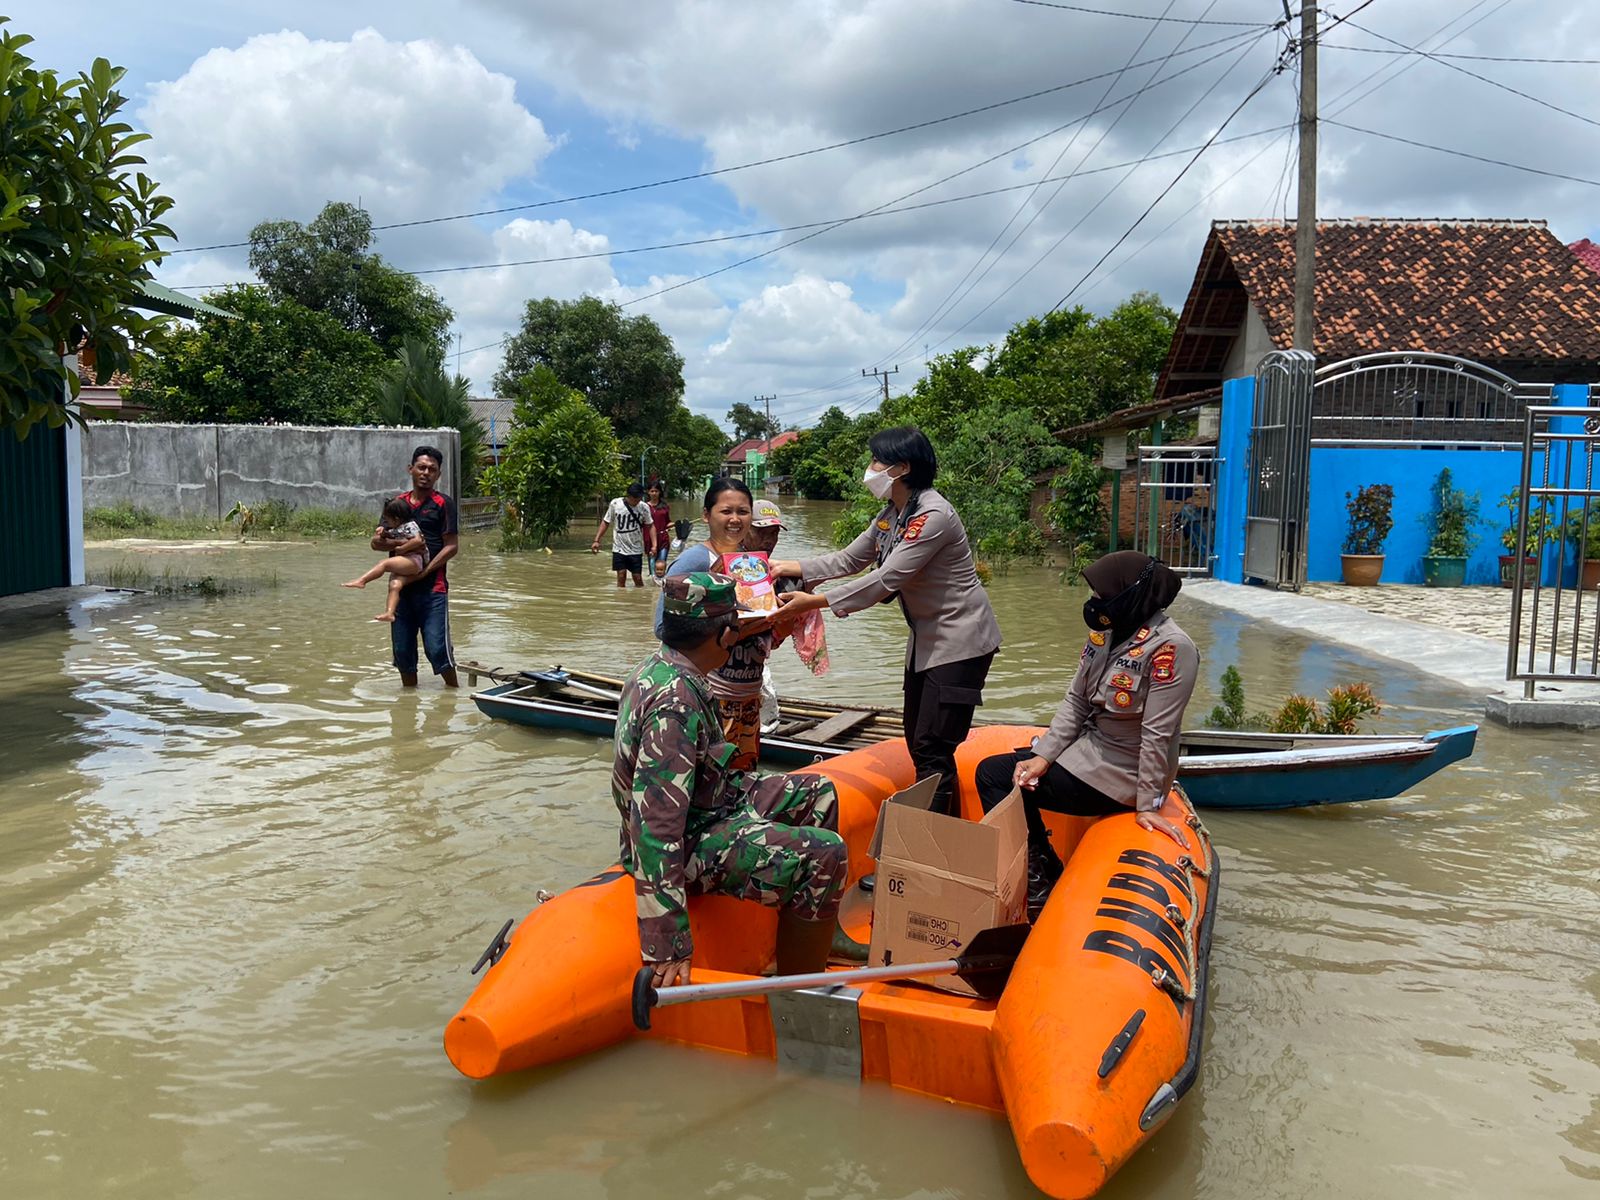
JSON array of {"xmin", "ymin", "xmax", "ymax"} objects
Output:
[{"xmin": 444, "ymin": 724, "xmax": 1219, "ymax": 1200}]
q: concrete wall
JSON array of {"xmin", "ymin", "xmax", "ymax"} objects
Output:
[{"xmin": 82, "ymin": 424, "xmax": 460, "ymax": 520}]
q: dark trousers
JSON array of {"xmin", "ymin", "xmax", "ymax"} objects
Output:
[
  {"xmin": 976, "ymin": 747, "xmax": 1124, "ymax": 848},
  {"xmin": 903, "ymin": 651, "xmax": 995, "ymax": 816},
  {"xmin": 391, "ymin": 587, "xmax": 455, "ymax": 676}
]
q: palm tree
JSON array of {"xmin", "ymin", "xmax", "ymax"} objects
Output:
[{"xmin": 369, "ymin": 337, "xmax": 487, "ymax": 494}]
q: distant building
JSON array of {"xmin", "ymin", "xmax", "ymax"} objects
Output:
[{"xmin": 465, "ymin": 397, "xmax": 515, "ymax": 450}]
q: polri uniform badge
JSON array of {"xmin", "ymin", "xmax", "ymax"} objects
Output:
[
  {"xmin": 1113, "ymin": 690, "xmax": 1133, "ymax": 709},
  {"xmin": 1151, "ymin": 643, "xmax": 1179, "ymax": 685}
]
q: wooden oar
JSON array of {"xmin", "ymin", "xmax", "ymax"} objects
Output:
[{"xmin": 631, "ymin": 923, "xmax": 1031, "ymax": 1030}]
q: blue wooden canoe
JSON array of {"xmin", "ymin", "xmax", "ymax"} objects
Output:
[{"xmin": 468, "ymin": 665, "xmax": 1477, "ymax": 811}]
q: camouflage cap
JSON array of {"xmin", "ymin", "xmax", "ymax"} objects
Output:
[
  {"xmin": 660, "ymin": 571, "xmax": 741, "ymax": 617},
  {"xmin": 750, "ymin": 499, "xmax": 786, "ymax": 528}
]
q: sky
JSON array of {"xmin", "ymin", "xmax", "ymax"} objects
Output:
[{"xmin": 17, "ymin": 0, "xmax": 1600, "ymax": 430}]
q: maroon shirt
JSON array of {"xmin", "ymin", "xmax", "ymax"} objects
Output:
[{"xmin": 650, "ymin": 502, "xmax": 672, "ymax": 548}]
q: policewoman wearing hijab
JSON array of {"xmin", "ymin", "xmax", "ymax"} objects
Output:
[
  {"xmin": 772, "ymin": 426, "xmax": 1001, "ymax": 817},
  {"xmin": 973, "ymin": 550, "xmax": 1197, "ymax": 919}
]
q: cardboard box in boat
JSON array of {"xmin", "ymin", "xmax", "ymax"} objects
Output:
[{"xmin": 865, "ymin": 776, "xmax": 1028, "ymax": 997}]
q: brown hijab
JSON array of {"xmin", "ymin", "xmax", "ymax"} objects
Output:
[{"xmin": 1081, "ymin": 551, "xmax": 1182, "ymax": 646}]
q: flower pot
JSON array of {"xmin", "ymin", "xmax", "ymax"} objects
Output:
[
  {"xmin": 1583, "ymin": 558, "xmax": 1600, "ymax": 591},
  {"xmin": 1497, "ymin": 555, "xmax": 1538, "ymax": 588},
  {"xmin": 1340, "ymin": 554, "xmax": 1384, "ymax": 586},
  {"xmin": 1423, "ymin": 555, "xmax": 1467, "ymax": 587}
]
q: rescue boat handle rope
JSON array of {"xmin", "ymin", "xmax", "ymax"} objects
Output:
[{"xmin": 1148, "ymin": 792, "xmax": 1214, "ymax": 1007}]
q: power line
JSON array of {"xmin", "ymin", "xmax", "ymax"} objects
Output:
[
  {"xmin": 159, "ymin": 28, "xmax": 1262, "ymax": 256},
  {"xmin": 931, "ymin": 13, "xmax": 1274, "ymax": 353},
  {"xmin": 1325, "ymin": 119, "xmax": 1600, "ymax": 189},
  {"xmin": 1321, "ymin": 0, "xmax": 1509, "ymax": 118},
  {"xmin": 871, "ymin": 0, "xmax": 1192, "ymax": 370},
  {"xmin": 1324, "ymin": 46, "xmax": 1600, "ymax": 65},
  {"xmin": 1338, "ymin": 18, "xmax": 1600, "ymax": 131},
  {"xmin": 1050, "ymin": 61, "xmax": 1283, "ymax": 311},
  {"xmin": 617, "ymin": 27, "xmax": 1266, "ymax": 309},
  {"xmin": 1005, "ymin": 0, "xmax": 1274, "ymax": 25},
  {"xmin": 1075, "ymin": 0, "xmax": 1512, "ymax": 303},
  {"xmin": 163, "ymin": 123, "xmax": 1292, "ymax": 296}
]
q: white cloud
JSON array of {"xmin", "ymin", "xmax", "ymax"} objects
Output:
[{"xmin": 141, "ymin": 28, "xmax": 551, "ymax": 249}]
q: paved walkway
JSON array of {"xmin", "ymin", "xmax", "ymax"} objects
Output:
[{"xmin": 1183, "ymin": 580, "xmax": 1600, "ymax": 725}]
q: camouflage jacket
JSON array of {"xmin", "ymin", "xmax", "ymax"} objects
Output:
[{"xmin": 612, "ymin": 649, "xmax": 744, "ymax": 962}]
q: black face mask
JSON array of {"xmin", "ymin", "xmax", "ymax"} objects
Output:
[{"xmin": 1081, "ymin": 559, "xmax": 1157, "ymax": 639}]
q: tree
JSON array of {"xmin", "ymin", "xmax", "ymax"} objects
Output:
[
  {"xmin": 623, "ymin": 407, "xmax": 728, "ymax": 497},
  {"xmin": 727, "ymin": 400, "xmax": 778, "ymax": 443},
  {"xmin": 493, "ymin": 296, "xmax": 684, "ymax": 429},
  {"xmin": 987, "ymin": 292, "xmax": 1177, "ymax": 435},
  {"xmin": 369, "ymin": 337, "xmax": 487, "ymax": 495},
  {"xmin": 132, "ymin": 285, "xmax": 385, "ymax": 425},
  {"xmin": 248, "ymin": 201, "xmax": 453, "ymax": 354},
  {"xmin": 0, "ymin": 20, "xmax": 175, "ymax": 435},
  {"xmin": 482, "ymin": 366, "xmax": 624, "ymax": 548}
]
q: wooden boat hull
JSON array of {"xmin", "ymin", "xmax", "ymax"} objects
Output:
[
  {"xmin": 444, "ymin": 724, "xmax": 1219, "ymax": 1200},
  {"xmin": 469, "ymin": 669, "xmax": 1477, "ymax": 810}
]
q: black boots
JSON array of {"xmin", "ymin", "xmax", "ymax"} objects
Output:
[
  {"xmin": 776, "ymin": 910, "xmax": 837, "ymax": 975},
  {"xmin": 1026, "ymin": 841, "xmax": 1064, "ymax": 923}
]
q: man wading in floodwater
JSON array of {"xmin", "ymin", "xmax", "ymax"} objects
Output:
[{"xmin": 373, "ymin": 445, "xmax": 460, "ymax": 688}]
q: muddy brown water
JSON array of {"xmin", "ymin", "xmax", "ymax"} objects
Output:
[{"xmin": 4, "ymin": 499, "xmax": 1597, "ymax": 1198}]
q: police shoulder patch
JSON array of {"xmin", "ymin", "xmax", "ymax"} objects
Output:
[
  {"xmin": 903, "ymin": 513, "xmax": 932, "ymax": 541},
  {"xmin": 1151, "ymin": 642, "xmax": 1179, "ymax": 685}
]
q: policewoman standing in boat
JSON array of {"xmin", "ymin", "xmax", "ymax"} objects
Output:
[
  {"xmin": 974, "ymin": 550, "xmax": 1197, "ymax": 919},
  {"xmin": 772, "ymin": 426, "xmax": 1001, "ymax": 817}
]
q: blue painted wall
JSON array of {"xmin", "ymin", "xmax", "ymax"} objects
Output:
[
  {"xmin": 1215, "ymin": 376, "xmax": 1254, "ymax": 584},
  {"xmin": 1307, "ymin": 446, "xmax": 1524, "ymax": 584}
]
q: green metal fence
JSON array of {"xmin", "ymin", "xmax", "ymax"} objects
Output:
[{"xmin": 0, "ymin": 423, "xmax": 69, "ymax": 597}]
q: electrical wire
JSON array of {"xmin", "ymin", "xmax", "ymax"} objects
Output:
[
  {"xmin": 1325, "ymin": 120, "xmax": 1600, "ymax": 189},
  {"xmin": 1006, "ymin": 0, "xmax": 1273, "ymax": 25},
  {"xmin": 163, "ymin": 122, "xmax": 1291, "ymax": 295},
  {"xmin": 1338, "ymin": 18, "xmax": 1600, "ymax": 131},
  {"xmin": 1325, "ymin": 47, "xmax": 1600, "ymax": 65},
  {"xmin": 159, "ymin": 28, "xmax": 1263, "ymax": 256},
  {"xmin": 930, "ymin": 13, "xmax": 1274, "ymax": 353},
  {"xmin": 871, "ymin": 0, "xmax": 1192, "ymax": 371},
  {"xmin": 616, "ymin": 27, "xmax": 1266, "ymax": 309},
  {"xmin": 1071, "ymin": 0, "xmax": 1521, "ymax": 303},
  {"xmin": 1049, "ymin": 61, "xmax": 1283, "ymax": 311}
]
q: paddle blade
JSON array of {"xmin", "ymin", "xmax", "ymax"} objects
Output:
[{"xmin": 953, "ymin": 923, "xmax": 1032, "ymax": 1000}]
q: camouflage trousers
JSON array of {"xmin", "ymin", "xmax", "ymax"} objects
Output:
[
  {"xmin": 715, "ymin": 693, "xmax": 765, "ymax": 772},
  {"xmin": 684, "ymin": 775, "xmax": 847, "ymax": 922}
]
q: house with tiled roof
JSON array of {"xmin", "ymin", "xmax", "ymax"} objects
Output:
[
  {"xmin": 1569, "ymin": 237, "xmax": 1600, "ymax": 277},
  {"xmin": 723, "ymin": 431, "xmax": 799, "ymax": 464},
  {"xmin": 1158, "ymin": 218, "xmax": 1600, "ymax": 400}
]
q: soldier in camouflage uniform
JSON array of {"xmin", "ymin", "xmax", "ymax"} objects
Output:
[{"xmin": 615, "ymin": 571, "xmax": 849, "ymax": 989}]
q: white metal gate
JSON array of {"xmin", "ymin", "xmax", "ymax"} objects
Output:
[
  {"xmin": 1244, "ymin": 350, "xmax": 1314, "ymax": 590},
  {"xmin": 1132, "ymin": 444, "xmax": 1217, "ymax": 576},
  {"xmin": 1507, "ymin": 402, "xmax": 1600, "ymax": 693}
]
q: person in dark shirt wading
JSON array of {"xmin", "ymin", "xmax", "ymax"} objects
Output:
[{"xmin": 372, "ymin": 445, "xmax": 460, "ymax": 688}]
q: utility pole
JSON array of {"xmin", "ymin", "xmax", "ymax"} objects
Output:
[
  {"xmin": 1293, "ymin": 2, "xmax": 1317, "ymax": 351},
  {"xmin": 862, "ymin": 365, "xmax": 899, "ymax": 406},
  {"xmin": 753, "ymin": 393, "xmax": 776, "ymax": 455}
]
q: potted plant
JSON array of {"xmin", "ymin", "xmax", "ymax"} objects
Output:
[
  {"xmin": 1421, "ymin": 468, "xmax": 1480, "ymax": 587},
  {"xmin": 1567, "ymin": 499, "xmax": 1600, "ymax": 591},
  {"xmin": 1495, "ymin": 488, "xmax": 1556, "ymax": 588},
  {"xmin": 1341, "ymin": 483, "xmax": 1393, "ymax": 586}
]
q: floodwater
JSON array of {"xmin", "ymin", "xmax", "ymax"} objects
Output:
[{"xmin": 4, "ymin": 499, "xmax": 1597, "ymax": 1200}]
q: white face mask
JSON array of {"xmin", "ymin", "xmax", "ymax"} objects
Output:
[{"xmin": 863, "ymin": 465, "xmax": 900, "ymax": 500}]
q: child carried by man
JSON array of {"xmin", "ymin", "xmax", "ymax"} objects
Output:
[{"xmin": 343, "ymin": 497, "xmax": 428, "ymax": 622}]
